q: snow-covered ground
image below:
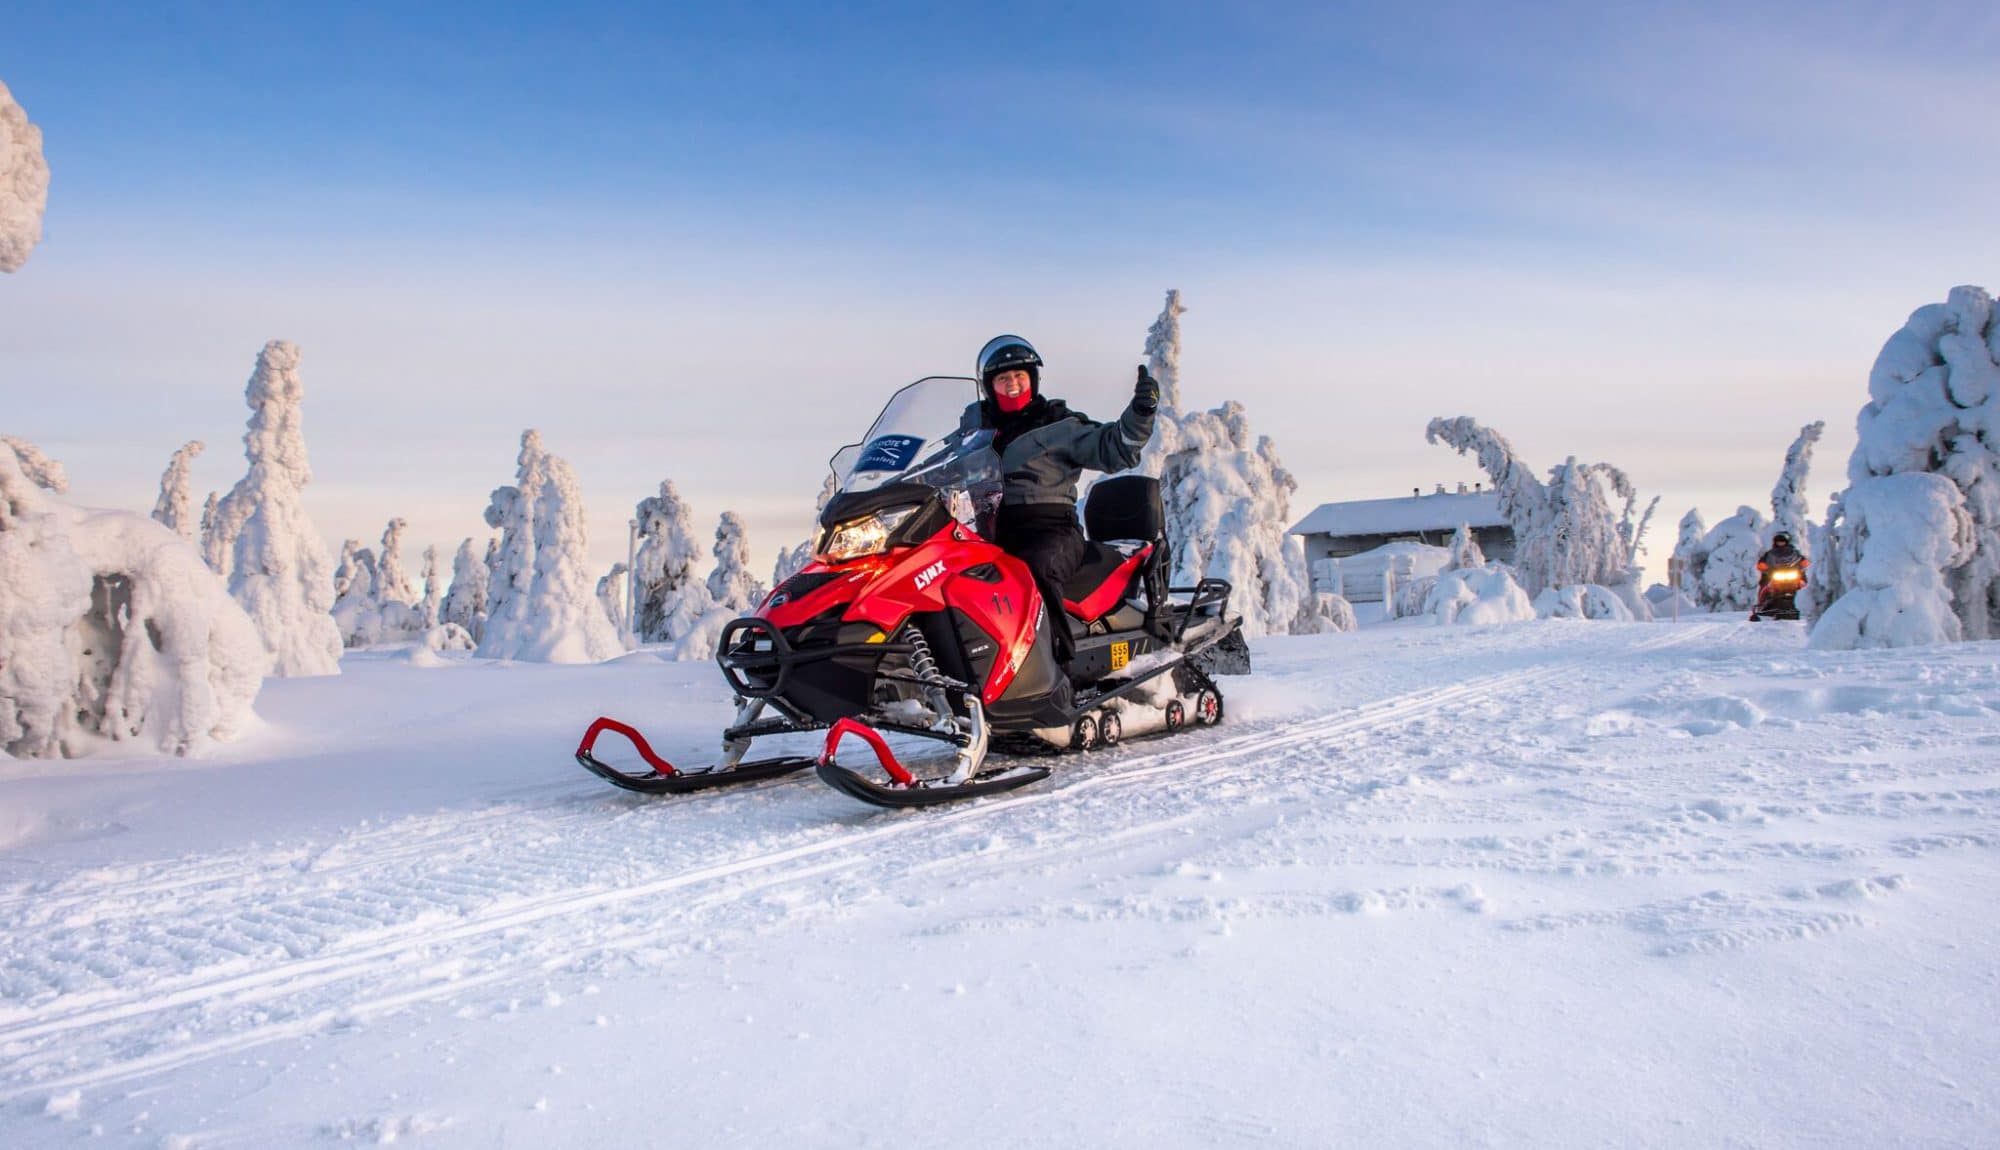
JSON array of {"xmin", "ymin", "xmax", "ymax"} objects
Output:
[{"xmin": 2, "ymin": 620, "xmax": 1996, "ymax": 1147}]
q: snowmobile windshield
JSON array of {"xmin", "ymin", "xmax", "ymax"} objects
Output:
[{"xmin": 829, "ymin": 376, "xmax": 998, "ymax": 499}]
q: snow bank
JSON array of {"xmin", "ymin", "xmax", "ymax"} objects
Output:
[
  {"xmin": 1534, "ymin": 584, "xmax": 1635, "ymax": 622},
  {"xmin": 1810, "ymin": 473, "xmax": 1972, "ymax": 650},
  {"xmin": 1815, "ymin": 286, "xmax": 2000, "ymax": 643},
  {"xmin": 2, "ymin": 438, "xmax": 264, "ymax": 758},
  {"xmin": 0, "ymin": 79, "xmax": 49, "ymax": 273},
  {"xmin": 207, "ymin": 342, "xmax": 343, "ymax": 677},
  {"xmin": 1425, "ymin": 564, "xmax": 1533, "ymax": 625}
]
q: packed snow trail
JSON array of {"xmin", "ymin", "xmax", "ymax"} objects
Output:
[{"xmin": 2, "ymin": 619, "xmax": 1996, "ymax": 1147}]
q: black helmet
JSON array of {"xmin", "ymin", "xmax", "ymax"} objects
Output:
[
  {"xmin": 976, "ymin": 334, "xmax": 1042, "ymax": 389},
  {"xmin": 1772, "ymin": 532, "xmax": 1793, "ymax": 548}
]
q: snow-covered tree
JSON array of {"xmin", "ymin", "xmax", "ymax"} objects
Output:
[
  {"xmin": 1137, "ymin": 289, "xmax": 1188, "ymax": 481},
  {"xmin": 1671, "ymin": 509, "xmax": 1710, "ymax": 600},
  {"xmin": 441, "ymin": 538, "xmax": 491, "ymax": 641},
  {"xmin": 1770, "ymin": 421, "xmax": 1826, "ymax": 549},
  {"xmin": 477, "ymin": 432, "xmax": 622, "ymax": 662},
  {"xmin": 1425, "ymin": 418, "xmax": 1642, "ymax": 598},
  {"xmin": 375, "ymin": 518, "xmax": 417, "ymax": 609},
  {"xmin": 329, "ymin": 541, "xmax": 378, "ymax": 646},
  {"xmin": 1692, "ymin": 506, "xmax": 1768, "ymax": 612},
  {"xmin": 479, "ymin": 431, "xmax": 546, "ymax": 651},
  {"xmin": 0, "ymin": 437, "xmax": 91, "ymax": 756},
  {"xmin": 1811, "ymin": 287, "xmax": 2000, "ymax": 644},
  {"xmin": 0, "ymin": 79, "xmax": 50, "ymax": 273},
  {"xmin": 773, "ymin": 473, "xmax": 839, "ymax": 587},
  {"xmin": 1130, "ymin": 292, "xmax": 1318, "ymax": 637},
  {"xmin": 706, "ymin": 511, "xmax": 766, "ymax": 614},
  {"xmin": 1156, "ymin": 401, "xmax": 1317, "ymax": 637},
  {"xmin": 198, "ymin": 491, "xmax": 220, "ymax": 567},
  {"xmin": 208, "ymin": 341, "xmax": 342, "ymax": 677},
  {"xmin": 1445, "ymin": 522, "xmax": 1486, "ymax": 571},
  {"xmin": 597, "ymin": 562, "xmax": 631, "ymax": 638},
  {"xmin": 418, "ymin": 545, "xmax": 443, "ymax": 630},
  {"xmin": 633, "ymin": 478, "xmax": 712, "ymax": 646},
  {"xmin": 2, "ymin": 437, "xmax": 264, "ymax": 758},
  {"xmin": 1810, "ymin": 474, "xmax": 1972, "ymax": 650},
  {"xmin": 151, "ymin": 440, "xmax": 204, "ymax": 539}
]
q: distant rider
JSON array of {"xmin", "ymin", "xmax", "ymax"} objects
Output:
[
  {"xmin": 965, "ymin": 334, "xmax": 1159, "ymax": 664},
  {"xmin": 1756, "ymin": 532, "xmax": 1808, "ymax": 587}
]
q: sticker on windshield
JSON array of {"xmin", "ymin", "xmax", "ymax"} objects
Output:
[{"xmin": 854, "ymin": 434, "xmax": 925, "ymax": 474}]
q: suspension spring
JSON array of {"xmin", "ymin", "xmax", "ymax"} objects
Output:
[{"xmin": 900, "ymin": 624, "xmax": 957, "ymax": 728}]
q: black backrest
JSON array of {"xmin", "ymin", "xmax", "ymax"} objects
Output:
[{"xmin": 1084, "ymin": 475, "xmax": 1164, "ymax": 543}]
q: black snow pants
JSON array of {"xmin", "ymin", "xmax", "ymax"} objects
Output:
[{"xmin": 995, "ymin": 504, "xmax": 1086, "ymax": 665}]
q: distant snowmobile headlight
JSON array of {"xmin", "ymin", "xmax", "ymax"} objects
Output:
[
  {"xmin": 1771, "ymin": 569, "xmax": 1801, "ymax": 584},
  {"xmin": 817, "ymin": 505, "xmax": 919, "ymax": 563}
]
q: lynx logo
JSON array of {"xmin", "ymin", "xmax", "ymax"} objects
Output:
[{"xmin": 913, "ymin": 560, "xmax": 948, "ymax": 592}]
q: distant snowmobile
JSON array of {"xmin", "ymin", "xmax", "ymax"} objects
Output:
[
  {"xmin": 1750, "ymin": 533, "xmax": 1808, "ymax": 622},
  {"xmin": 576, "ymin": 375, "xmax": 1248, "ymax": 808}
]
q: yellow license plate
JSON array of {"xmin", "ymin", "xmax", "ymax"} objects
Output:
[{"xmin": 1110, "ymin": 641, "xmax": 1130, "ymax": 671}]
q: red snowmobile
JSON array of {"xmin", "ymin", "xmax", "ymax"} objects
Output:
[
  {"xmin": 575, "ymin": 375, "xmax": 1248, "ymax": 808},
  {"xmin": 1749, "ymin": 559, "xmax": 1806, "ymax": 622}
]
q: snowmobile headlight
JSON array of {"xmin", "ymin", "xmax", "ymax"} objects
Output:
[
  {"xmin": 1771, "ymin": 569, "xmax": 1800, "ymax": 584},
  {"xmin": 817, "ymin": 505, "xmax": 919, "ymax": 563}
]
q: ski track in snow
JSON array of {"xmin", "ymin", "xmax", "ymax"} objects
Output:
[{"xmin": 2, "ymin": 619, "xmax": 1997, "ymax": 1145}]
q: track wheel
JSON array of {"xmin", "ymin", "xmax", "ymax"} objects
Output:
[
  {"xmin": 1164, "ymin": 700, "xmax": 1186, "ymax": 733},
  {"xmin": 1195, "ymin": 687, "xmax": 1223, "ymax": 726},
  {"xmin": 1098, "ymin": 711, "xmax": 1122, "ymax": 746},
  {"xmin": 1071, "ymin": 714, "xmax": 1099, "ymax": 751}
]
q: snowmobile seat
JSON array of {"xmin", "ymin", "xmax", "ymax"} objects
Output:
[
  {"xmin": 1083, "ymin": 475, "xmax": 1164, "ymax": 545},
  {"xmin": 1061, "ymin": 540, "xmax": 1155, "ymax": 623}
]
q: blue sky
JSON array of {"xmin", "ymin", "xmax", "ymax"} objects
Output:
[{"xmin": 5, "ymin": 2, "xmax": 1998, "ymax": 582}]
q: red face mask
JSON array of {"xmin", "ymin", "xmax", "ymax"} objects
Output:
[{"xmin": 991, "ymin": 370, "xmax": 1034, "ymax": 413}]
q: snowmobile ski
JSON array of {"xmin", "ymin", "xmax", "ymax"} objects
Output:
[
  {"xmin": 575, "ymin": 716, "xmax": 814, "ymax": 795},
  {"xmin": 813, "ymin": 715, "xmax": 1051, "ymax": 808}
]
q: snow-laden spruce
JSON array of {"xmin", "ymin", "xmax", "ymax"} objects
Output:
[
  {"xmin": 417, "ymin": 545, "xmax": 443, "ymax": 630},
  {"xmin": 477, "ymin": 431, "xmax": 623, "ymax": 663},
  {"xmin": 632, "ymin": 479, "xmax": 713, "ymax": 649},
  {"xmin": 151, "ymin": 441, "xmax": 204, "ymax": 539},
  {"xmin": 1136, "ymin": 288, "xmax": 1188, "ymax": 481},
  {"xmin": 1446, "ymin": 522, "xmax": 1486, "ymax": 571},
  {"xmin": 706, "ymin": 511, "xmax": 766, "ymax": 614},
  {"xmin": 1694, "ymin": 506, "xmax": 1767, "ymax": 612},
  {"xmin": 597, "ymin": 562, "xmax": 632, "ymax": 641},
  {"xmin": 330, "ymin": 539, "xmax": 378, "ymax": 647},
  {"xmin": 375, "ymin": 518, "xmax": 417, "ymax": 609},
  {"xmin": 1812, "ymin": 286, "xmax": 2000, "ymax": 647},
  {"xmin": 772, "ymin": 473, "xmax": 838, "ymax": 588},
  {"xmin": 1424, "ymin": 417, "xmax": 1651, "ymax": 601},
  {"xmin": 1770, "ymin": 421, "xmax": 1825, "ymax": 549},
  {"xmin": 206, "ymin": 342, "xmax": 343, "ymax": 677},
  {"xmin": 0, "ymin": 79, "xmax": 49, "ymax": 273},
  {"xmin": 1134, "ymin": 290, "xmax": 1319, "ymax": 637},
  {"xmin": 1534, "ymin": 583, "xmax": 1635, "ymax": 621},
  {"xmin": 1809, "ymin": 473, "xmax": 1972, "ymax": 650},
  {"xmin": 1671, "ymin": 509, "xmax": 1709, "ymax": 601},
  {"xmin": 1, "ymin": 437, "xmax": 265, "ymax": 759},
  {"xmin": 440, "ymin": 538, "xmax": 491, "ymax": 641}
]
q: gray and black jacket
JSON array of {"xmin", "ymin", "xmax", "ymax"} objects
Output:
[{"xmin": 961, "ymin": 396, "xmax": 1155, "ymax": 510}]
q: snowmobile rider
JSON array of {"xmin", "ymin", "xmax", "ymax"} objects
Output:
[
  {"xmin": 965, "ymin": 334, "xmax": 1160, "ymax": 665},
  {"xmin": 1756, "ymin": 532, "xmax": 1808, "ymax": 586}
]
